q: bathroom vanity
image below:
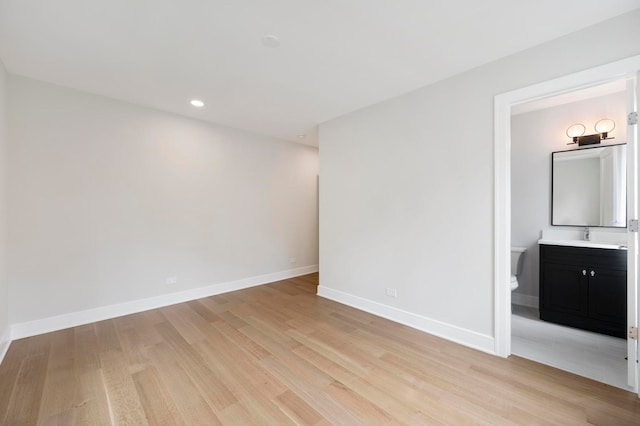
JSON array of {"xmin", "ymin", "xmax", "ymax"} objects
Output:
[
  {"xmin": 539, "ymin": 144, "xmax": 628, "ymax": 338},
  {"xmin": 539, "ymin": 242, "xmax": 626, "ymax": 338}
]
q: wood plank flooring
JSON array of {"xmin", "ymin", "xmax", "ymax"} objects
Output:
[{"xmin": 0, "ymin": 273, "xmax": 639, "ymax": 425}]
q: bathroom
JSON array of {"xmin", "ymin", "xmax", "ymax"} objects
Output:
[{"xmin": 510, "ymin": 80, "xmax": 633, "ymax": 391}]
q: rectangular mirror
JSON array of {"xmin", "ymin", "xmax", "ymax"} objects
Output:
[{"xmin": 552, "ymin": 144, "xmax": 626, "ymax": 227}]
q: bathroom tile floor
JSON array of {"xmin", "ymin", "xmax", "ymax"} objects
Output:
[{"xmin": 511, "ymin": 304, "xmax": 632, "ymax": 392}]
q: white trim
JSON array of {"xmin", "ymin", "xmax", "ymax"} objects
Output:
[
  {"xmin": 0, "ymin": 327, "xmax": 10, "ymax": 365},
  {"xmin": 494, "ymin": 54, "xmax": 640, "ymax": 359},
  {"xmin": 317, "ymin": 285, "xmax": 495, "ymax": 355},
  {"xmin": 494, "ymin": 87, "xmax": 512, "ymax": 357},
  {"xmin": 627, "ymin": 73, "xmax": 640, "ymax": 393},
  {"xmin": 10, "ymin": 265, "xmax": 318, "ymax": 340},
  {"xmin": 511, "ymin": 294, "xmax": 539, "ymax": 309}
]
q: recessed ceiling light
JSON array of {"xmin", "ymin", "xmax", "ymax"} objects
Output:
[
  {"xmin": 261, "ymin": 35, "xmax": 281, "ymax": 48},
  {"xmin": 297, "ymin": 134, "xmax": 307, "ymax": 139},
  {"xmin": 190, "ymin": 99, "xmax": 204, "ymax": 107}
]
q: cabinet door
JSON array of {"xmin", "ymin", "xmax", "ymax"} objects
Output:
[
  {"xmin": 541, "ymin": 262, "xmax": 589, "ymax": 316},
  {"xmin": 588, "ymin": 267, "xmax": 627, "ymax": 325}
]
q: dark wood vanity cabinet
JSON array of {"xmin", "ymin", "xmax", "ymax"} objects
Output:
[{"xmin": 539, "ymin": 244, "xmax": 626, "ymax": 338}]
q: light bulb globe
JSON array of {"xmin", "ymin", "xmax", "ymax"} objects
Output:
[
  {"xmin": 594, "ymin": 119, "xmax": 615, "ymax": 134},
  {"xmin": 566, "ymin": 123, "xmax": 586, "ymax": 139}
]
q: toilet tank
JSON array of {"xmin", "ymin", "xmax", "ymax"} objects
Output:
[{"xmin": 511, "ymin": 247, "xmax": 527, "ymax": 276}]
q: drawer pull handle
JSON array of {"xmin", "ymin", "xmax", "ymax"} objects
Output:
[
  {"xmin": 591, "ymin": 270, "xmax": 595, "ymax": 277},
  {"xmin": 582, "ymin": 270, "xmax": 587, "ymax": 276}
]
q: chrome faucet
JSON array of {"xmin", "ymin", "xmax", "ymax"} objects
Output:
[{"xmin": 584, "ymin": 227, "xmax": 590, "ymax": 241}]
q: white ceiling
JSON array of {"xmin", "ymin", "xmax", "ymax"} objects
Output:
[{"xmin": 1, "ymin": 1, "xmax": 639, "ymax": 147}]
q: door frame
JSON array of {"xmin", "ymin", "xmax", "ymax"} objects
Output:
[{"xmin": 494, "ymin": 55, "xmax": 640, "ymax": 389}]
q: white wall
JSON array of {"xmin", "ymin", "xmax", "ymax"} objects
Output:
[
  {"xmin": 7, "ymin": 75, "xmax": 318, "ymax": 326},
  {"xmin": 0, "ymin": 60, "xmax": 8, "ymax": 354},
  {"xmin": 511, "ymin": 91, "xmax": 627, "ymax": 301},
  {"xmin": 318, "ymin": 10, "xmax": 640, "ymax": 352}
]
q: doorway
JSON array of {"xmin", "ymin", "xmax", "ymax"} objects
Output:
[{"xmin": 494, "ymin": 55, "xmax": 640, "ymax": 395}]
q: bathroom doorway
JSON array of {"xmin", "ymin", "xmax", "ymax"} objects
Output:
[
  {"xmin": 511, "ymin": 81, "xmax": 629, "ymax": 389},
  {"xmin": 494, "ymin": 56, "xmax": 640, "ymax": 395}
]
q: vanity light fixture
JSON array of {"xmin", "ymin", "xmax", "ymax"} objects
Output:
[{"xmin": 566, "ymin": 118, "xmax": 615, "ymax": 146}]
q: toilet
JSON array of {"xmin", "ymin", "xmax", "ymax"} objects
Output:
[{"xmin": 511, "ymin": 247, "xmax": 527, "ymax": 291}]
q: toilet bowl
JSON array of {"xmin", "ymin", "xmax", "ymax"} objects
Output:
[
  {"xmin": 510, "ymin": 275, "xmax": 519, "ymax": 291},
  {"xmin": 511, "ymin": 247, "xmax": 527, "ymax": 291}
]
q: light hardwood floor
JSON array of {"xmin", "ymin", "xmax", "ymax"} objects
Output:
[{"xmin": 1, "ymin": 273, "xmax": 639, "ymax": 425}]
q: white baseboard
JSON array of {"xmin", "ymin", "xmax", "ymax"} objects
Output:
[
  {"xmin": 317, "ymin": 285, "xmax": 495, "ymax": 355},
  {"xmin": 0, "ymin": 326, "xmax": 10, "ymax": 365},
  {"xmin": 512, "ymin": 293, "xmax": 539, "ymax": 309},
  {"xmin": 10, "ymin": 265, "xmax": 318, "ymax": 340}
]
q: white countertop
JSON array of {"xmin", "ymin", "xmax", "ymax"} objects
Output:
[{"xmin": 538, "ymin": 239, "xmax": 627, "ymax": 250}]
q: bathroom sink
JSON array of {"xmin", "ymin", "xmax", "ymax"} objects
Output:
[{"xmin": 538, "ymin": 239, "xmax": 627, "ymax": 250}]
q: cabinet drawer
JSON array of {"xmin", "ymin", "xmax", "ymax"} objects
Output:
[{"xmin": 540, "ymin": 245, "xmax": 626, "ymax": 270}]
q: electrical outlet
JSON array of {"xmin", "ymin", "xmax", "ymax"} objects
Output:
[
  {"xmin": 166, "ymin": 276, "xmax": 177, "ymax": 285},
  {"xmin": 385, "ymin": 287, "xmax": 397, "ymax": 297},
  {"xmin": 289, "ymin": 257, "xmax": 297, "ymax": 264}
]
